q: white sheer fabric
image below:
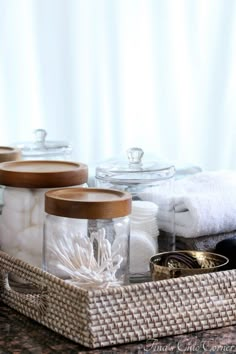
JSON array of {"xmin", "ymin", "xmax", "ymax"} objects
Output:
[{"xmin": 0, "ymin": 0, "xmax": 236, "ymax": 170}]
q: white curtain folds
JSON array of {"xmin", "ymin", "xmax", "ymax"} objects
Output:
[{"xmin": 0, "ymin": 0, "xmax": 236, "ymax": 170}]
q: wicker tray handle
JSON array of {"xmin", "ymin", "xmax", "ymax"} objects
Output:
[{"xmin": 0, "ymin": 270, "xmax": 48, "ymax": 316}]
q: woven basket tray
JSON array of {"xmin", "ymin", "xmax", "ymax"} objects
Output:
[{"xmin": 0, "ymin": 250, "xmax": 236, "ymax": 348}]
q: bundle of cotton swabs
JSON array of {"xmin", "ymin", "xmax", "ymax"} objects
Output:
[{"xmin": 50, "ymin": 228, "xmax": 123, "ymax": 289}]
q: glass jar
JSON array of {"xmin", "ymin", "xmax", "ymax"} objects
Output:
[
  {"xmin": 0, "ymin": 160, "xmax": 88, "ymax": 271},
  {"xmin": 95, "ymin": 147, "xmax": 175, "ymax": 282},
  {"xmin": 43, "ymin": 187, "xmax": 131, "ymax": 289},
  {"xmin": 13, "ymin": 128, "xmax": 72, "ymax": 160}
]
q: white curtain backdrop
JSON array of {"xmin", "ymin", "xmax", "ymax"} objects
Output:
[{"xmin": 0, "ymin": 0, "xmax": 236, "ymax": 171}]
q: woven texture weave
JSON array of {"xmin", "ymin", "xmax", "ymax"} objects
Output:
[{"xmin": 0, "ymin": 250, "xmax": 236, "ymax": 348}]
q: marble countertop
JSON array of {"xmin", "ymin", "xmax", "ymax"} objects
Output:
[{"xmin": 0, "ymin": 302, "xmax": 236, "ymax": 353}]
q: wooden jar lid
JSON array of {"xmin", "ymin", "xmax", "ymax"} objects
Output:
[
  {"xmin": 0, "ymin": 160, "xmax": 88, "ymax": 188},
  {"xmin": 45, "ymin": 187, "xmax": 132, "ymax": 219},
  {"xmin": 0, "ymin": 146, "xmax": 21, "ymax": 162}
]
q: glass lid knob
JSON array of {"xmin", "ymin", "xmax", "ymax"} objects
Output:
[
  {"xmin": 34, "ymin": 129, "xmax": 47, "ymax": 146},
  {"xmin": 127, "ymin": 147, "xmax": 144, "ymax": 166}
]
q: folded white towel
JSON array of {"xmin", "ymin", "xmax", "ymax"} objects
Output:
[{"xmin": 141, "ymin": 170, "xmax": 236, "ymax": 238}]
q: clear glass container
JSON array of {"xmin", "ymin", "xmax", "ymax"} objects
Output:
[
  {"xmin": 95, "ymin": 147, "xmax": 176, "ymax": 282},
  {"xmin": 43, "ymin": 187, "xmax": 131, "ymax": 289},
  {"xmin": 0, "ymin": 160, "xmax": 88, "ymax": 275},
  {"xmin": 13, "ymin": 128, "xmax": 72, "ymax": 160}
]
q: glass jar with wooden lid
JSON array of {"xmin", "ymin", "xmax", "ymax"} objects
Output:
[
  {"xmin": 43, "ymin": 187, "xmax": 132, "ymax": 289},
  {"xmin": 0, "ymin": 160, "xmax": 88, "ymax": 270}
]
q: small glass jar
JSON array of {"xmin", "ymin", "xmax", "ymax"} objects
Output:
[
  {"xmin": 13, "ymin": 128, "xmax": 72, "ymax": 160},
  {"xmin": 43, "ymin": 187, "xmax": 132, "ymax": 289},
  {"xmin": 95, "ymin": 147, "xmax": 175, "ymax": 282},
  {"xmin": 0, "ymin": 160, "xmax": 88, "ymax": 270}
]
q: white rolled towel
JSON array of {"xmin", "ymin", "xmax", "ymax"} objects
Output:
[{"xmin": 141, "ymin": 170, "xmax": 236, "ymax": 238}]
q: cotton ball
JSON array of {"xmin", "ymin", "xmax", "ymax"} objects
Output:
[
  {"xmin": 17, "ymin": 225, "xmax": 43, "ymax": 256},
  {"xmin": 31, "ymin": 202, "xmax": 45, "ymax": 226},
  {"xmin": 33, "ymin": 188, "xmax": 48, "ymax": 204},
  {"xmin": 32, "ymin": 189, "xmax": 49, "ymax": 220},
  {"xmin": 3, "ymin": 188, "xmax": 36, "ymax": 212},
  {"xmin": 1, "ymin": 206, "xmax": 31, "ymax": 234},
  {"xmin": 2, "ymin": 245, "xmax": 19, "ymax": 258},
  {"xmin": 14, "ymin": 250, "xmax": 42, "ymax": 268},
  {"xmin": 0, "ymin": 222, "xmax": 20, "ymax": 250}
]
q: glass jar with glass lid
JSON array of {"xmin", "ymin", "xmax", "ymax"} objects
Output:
[
  {"xmin": 13, "ymin": 128, "xmax": 73, "ymax": 161},
  {"xmin": 95, "ymin": 147, "xmax": 175, "ymax": 283}
]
